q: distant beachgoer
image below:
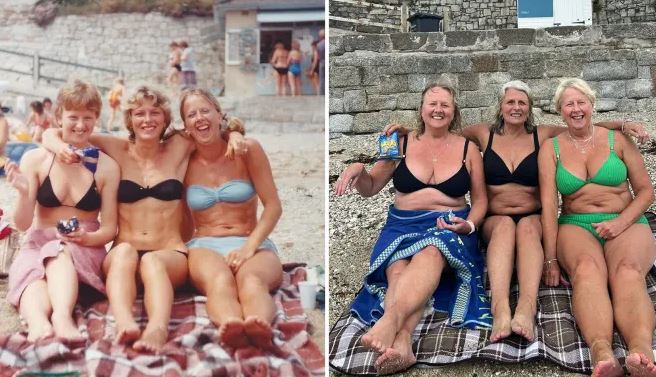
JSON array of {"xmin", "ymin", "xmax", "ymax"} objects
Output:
[
  {"xmin": 166, "ymin": 41, "xmax": 182, "ymax": 88},
  {"xmin": 308, "ymin": 40, "xmax": 321, "ymax": 96},
  {"xmin": 0, "ymin": 103, "xmax": 8, "ymax": 158},
  {"xmin": 180, "ymin": 41, "xmax": 197, "ymax": 90},
  {"xmin": 287, "ymin": 40, "xmax": 302, "ymax": 96},
  {"xmin": 42, "ymin": 97, "xmax": 57, "ymax": 129},
  {"xmin": 107, "ymin": 78, "xmax": 125, "ymax": 132},
  {"xmin": 270, "ymin": 42, "xmax": 289, "ymax": 96},
  {"xmin": 317, "ymin": 29, "xmax": 325, "ymax": 95},
  {"xmin": 26, "ymin": 101, "xmax": 49, "ymax": 143}
]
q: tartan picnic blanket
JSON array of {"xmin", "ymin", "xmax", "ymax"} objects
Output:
[
  {"xmin": 329, "ymin": 213, "xmax": 656, "ymax": 375},
  {"xmin": 0, "ymin": 264, "xmax": 324, "ymax": 377}
]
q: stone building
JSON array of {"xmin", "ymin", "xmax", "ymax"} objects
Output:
[
  {"xmin": 329, "ymin": 0, "xmax": 656, "ymax": 33},
  {"xmin": 214, "ymin": 0, "xmax": 324, "ymax": 97}
]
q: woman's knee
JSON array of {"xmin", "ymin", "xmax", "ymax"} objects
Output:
[
  {"xmin": 236, "ymin": 273, "xmax": 266, "ymax": 296},
  {"xmin": 107, "ymin": 243, "xmax": 138, "ymax": 269},
  {"xmin": 608, "ymin": 260, "xmax": 645, "ymax": 287},
  {"xmin": 570, "ymin": 255, "xmax": 606, "ymax": 283},
  {"xmin": 414, "ymin": 245, "xmax": 445, "ymax": 265},
  {"xmin": 516, "ymin": 216, "xmax": 542, "ymax": 239},
  {"xmin": 139, "ymin": 252, "xmax": 166, "ymax": 277}
]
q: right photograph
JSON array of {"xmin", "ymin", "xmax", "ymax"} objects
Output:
[{"xmin": 328, "ymin": 0, "xmax": 656, "ymax": 375}]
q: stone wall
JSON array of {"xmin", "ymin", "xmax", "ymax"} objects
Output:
[
  {"xmin": 329, "ymin": 24, "xmax": 656, "ymax": 134},
  {"xmin": 330, "ymin": 0, "xmax": 656, "ymax": 33},
  {"xmin": 0, "ymin": 5, "xmax": 222, "ymax": 92}
]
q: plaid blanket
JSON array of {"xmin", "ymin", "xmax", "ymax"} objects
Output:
[
  {"xmin": 329, "ymin": 214, "xmax": 656, "ymax": 375},
  {"xmin": 0, "ymin": 264, "xmax": 324, "ymax": 377}
]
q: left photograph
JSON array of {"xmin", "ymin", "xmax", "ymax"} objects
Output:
[{"xmin": 0, "ymin": 0, "xmax": 325, "ymax": 375}]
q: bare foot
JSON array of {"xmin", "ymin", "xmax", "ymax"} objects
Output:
[
  {"xmin": 590, "ymin": 340, "xmax": 623, "ymax": 377},
  {"xmin": 115, "ymin": 320, "xmax": 141, "ymax": 345},
  {"xmin": 219, "ymin": 318, "xmax": 250, "ymax": 349},
  {"xmin": 133, "ymin": 324, "xmax": 168, "ymax": 353},
  {"xmin": 374, "ymin": 330, "xmax": 416, "ymax": 375},
  {"xmin": 489, "ymin": 304, "xmax": 511, "ymax": 343},
  {"xmin": 51, "ymin": 312, "xmax": 83, "ymax": 341},
  {"xmin": 510, "ymin": 301, "xmax": 535, "ymax": 342},
  {"xmin": 361, "ymin": 315, "xmax": 397, "ymax": 354},
  {"xmin": 626, "ymin": 352, "xmax": 656, "ymax": 377},
  {"xmin": 244, "ymin": 316, "xmax": 274, "ymax": 350},
  {"xmin": 27, "ymin": 320, "xmax": 54, "ymax": 342}
]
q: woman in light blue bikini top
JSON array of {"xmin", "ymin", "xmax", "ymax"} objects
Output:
[{"xmin": 187, "ymin": 180, "xmax": 255, "ymax": 210}]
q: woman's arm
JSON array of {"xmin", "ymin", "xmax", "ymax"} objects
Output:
[
  {"xmin": 592, "ymin": 133, "xmax": 655, "ymax": 240},
  {"xmin": 79, "ymin": 153, "xmax": 119, "ymax": 246},
  {"xmin": 460, "ymin": 123, "xmax": 488, "ymax": 150},
  {"xmin": 538, "ymin": 138, "xmax": 561, "ymax": 286},
  {"xmin": 465, "ymin": 142, "xmax": 487, "ymax": 228},
  {"xmin": 6, "ymin": 149, "xmax": 42, "ymax": 231},
  {"xmin": 231, "ymin": 138, "xmax": 282, "ymax": 264},
  {"xmin": 335, "ymin": 160, "xmax": 396, "ymax": 197},
  {"xmin": 41, "ymin": 128, "xmax": 128, "ymax": 163},
  {"xmin": 0, "ymin": 118, "xmax": 8, "ymax": 151},
  {"xmin": 540, "ymin": 120, "xmax": 650, "ymax": 143}
]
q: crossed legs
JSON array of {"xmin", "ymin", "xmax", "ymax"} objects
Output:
[
  {"xmin": 188, "ymin": 248, "xmax": 282, "ymax": 350},
  {"xmin": 361, "ymin": 246, "xmax": 446, "ymax": 374},
  {"xmin": 559, "ymin": 223, "xmax": 656, "ymax": 377},
  {"xmin": 103, "ymin": 243, "xmax": 188, "ymax": 352}
]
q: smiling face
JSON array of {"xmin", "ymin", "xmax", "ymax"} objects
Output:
[
  {"xmin": 60, "ymin": 108, "xmax": 96, "ymax": 147},
  {"xmin": 501, "ymin": 88, "xmax": 530, "ymax": 127},
  {"xmin": 559, "ymin": 87, "xmax": 593, "ymax": 131},
  {"xmin": 182, "ymin": 94, "xmax": 222, "ymax": 145},
  {"xmin": 129, "ymin": 99, "xmax": 167, "ymax": 142},
  {"xmin": 420, "ymin": 87, "xmax": 455, "ymax": 132}
]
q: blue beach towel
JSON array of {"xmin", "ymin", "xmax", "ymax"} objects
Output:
[{"xmin": 351, "ymin": 205, "xmax": 492, "ymax": 330}]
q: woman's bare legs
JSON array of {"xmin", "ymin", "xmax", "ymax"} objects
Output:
[
  {"xmin": 482, "ymin": 216, "xmax": 516, "ymax": 342},
  {"xmin": 19, "ymin": 279, "xmax": 54, "ymax": 341},
  {"xmin": 188, "ymin": 247, "xmax": 246, "ymax": 348},
  {"xmin": 133, "ymin": 249, "xmax": 188, "ymax": 352},
  {"xmin": 606, "ymin": 224, "xmax": 656, "ymax": 376},
  {"xmin": 236, "ymin": 250, "xmax": 283, "ymax": 349},
  {"xmin": 361, "ymin": 245, "xmax": 445, "ymax": 354},
  {"xmin": 103, "ymin": 243, "xmax": 140, "ymax": 345},
  {"xmin": 44, "ymin": 249, "xmax": 82, "ymax": 340},
  {"xmin": 558, "ymin": 225, "xmax": 622, "ymax": 377},
  {"xmin": 511, "ymin": 215, "xmax": 543, "ymax": 341}
]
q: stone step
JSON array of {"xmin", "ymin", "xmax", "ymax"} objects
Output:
[{"xmin": 220, "ymin": 95, "xmax": 325, "ymax": 129}]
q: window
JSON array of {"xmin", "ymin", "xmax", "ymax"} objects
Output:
[{"xmin": 226, "ymin": 29, "xmax": 241, "ymax": 65}]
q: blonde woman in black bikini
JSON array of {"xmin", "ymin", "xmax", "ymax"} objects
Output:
[
  {"xmin": 540, "ymin": 78, "xmax": 656, "ymax": 377},
  {"xmin": 270, "ymin": 42, "xmax": 289, "ymax": 96}
]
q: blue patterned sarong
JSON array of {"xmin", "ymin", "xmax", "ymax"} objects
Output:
[{"xmin": 350, "ymin": 205, "xmax": 492, "ymax": 329}]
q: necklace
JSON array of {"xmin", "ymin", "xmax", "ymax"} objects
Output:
[{"xmin": 567, "ymin": 125, "xmax": 595, "ymax": 154}]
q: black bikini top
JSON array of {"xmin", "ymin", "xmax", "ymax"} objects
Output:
[
  {"xmin": 483, "ymin": 129, "xmax": 539, "ymax": 187},
  {"xmin": 392, "ymin": 136, "xmax": 471, "ymax": 198},
  {"xmin": 117, "ymin": 178, "xmax": 183, "ymax": 203},
  {"xmin": 36, "ymin": 156, "xmax": 101, "ymax": 212}
]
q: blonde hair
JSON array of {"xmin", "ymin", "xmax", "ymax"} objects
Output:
[
  {"xmin": 123, "ymin": 86, "xmax": 172, "ymax": 141},
  {"xmin": 179, "ymin": 88, "xmax": 245, "ymax": 133},
  {"xmin": 417, "ymin": 81, "xmax": 462, "ymax": 136},
  {"xmin": 490, "ymin": 80, "xmax": 536, "ymax": 135},
  {"xmin": 553, "ymin": 78, "xmax": 596, "ymax": 113},
  {"xmin": 55, "ymin": 79, "xmax": 102, "ymax": 122}
]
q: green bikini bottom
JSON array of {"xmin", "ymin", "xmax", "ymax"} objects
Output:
[{"xmin": 558, "ymin": 212, "xmax": 648, "ymax": 246}]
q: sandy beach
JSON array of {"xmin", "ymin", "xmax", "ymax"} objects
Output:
[{"xmin": 0, "ymin": 130, "xmax": 326, "ymax": 350}]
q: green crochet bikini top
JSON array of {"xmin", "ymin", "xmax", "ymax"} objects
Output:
[{"xmin": 552, "ymin": 130, "xmax": 627, "ymax": 196}]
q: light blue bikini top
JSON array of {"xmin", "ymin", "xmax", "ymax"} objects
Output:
[{"xmin": 186, "ymin": 180, "xmax": 256, "ymax": 211}]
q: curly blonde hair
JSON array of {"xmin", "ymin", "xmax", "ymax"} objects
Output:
[{"xmin": 123, "ymin": 86, "xmax": 172, "ymax": 142}]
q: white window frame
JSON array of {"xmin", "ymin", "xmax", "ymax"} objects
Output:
[{"xmin": 225, "ymin": 29, "xmax": 241, "ymax": 66}]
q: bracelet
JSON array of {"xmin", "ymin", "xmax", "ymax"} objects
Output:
[
  {"xmin": 544, "ymin": 258, "xmax": 557, "ymax": 267},
  {"xmin": 465, "ymin": 219, "xmax": 475, "ymax": 235},
  {"xmin": 621, "ymin": 120, "xmax": 627, "ymax": 134}
]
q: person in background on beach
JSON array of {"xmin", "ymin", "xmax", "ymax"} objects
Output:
[
  {"xmin": 5, "ymin": 79, "xmax": 119, "ymax": 342},
  {"xmin": 180, "ymin": 41, "xmax": 196, "ymax": 90},
  {"xmin": 0, "ymin": 103, "xmax": 8, "ymax": 155},
  {"xmin": 181, "ymin": 88, "xmax": 283, "ymax": 350},
  {"xmin": 26, "ymin": 101, "xmax": 49, "ymax": 143},
  {"xmin": 385, "ymin": 80, "xmax": 650, "ymax": 344},
  {"xmin": 270, "ymin": 42, "xmax": 289, "ymax": 96},
  {"xmin": 42, "ymin": 98, "xmax": 58, "ymax": 129},
  {"xmin": 308, "ymin": 40, "xmax": 321, "ymax": 96},
  {"xmin": 287, "ymin": 40, "xmax": 303, "ymax": 96},
  {"xmin": 166, "ymin": 41, "xmax": 182, "ymax": 89},
  {"xmin": 106, "ymin": 78, "xmax": 124, "ymax": 132},
  {"xmin": 335, "ymin": 81, "xmax": 491, "ymax": 374},
  {"xmin": 317, "ymin": 29, "xmax": 325, "ymax": 95},
  {"xmin": 42, "ymin": 85, "xmax": 246, "ymax": 352},
  {"xmin": 540, "ymin": 78, "xmax": 656, "ymax": 377}
]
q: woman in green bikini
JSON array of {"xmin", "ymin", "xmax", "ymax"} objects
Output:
[{"xmin": 539, "ymin": 78, "xmax": 656, "ymax": 377}]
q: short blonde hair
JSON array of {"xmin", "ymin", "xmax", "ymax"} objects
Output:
[
  {"xmin": 123, "ymin": 86, "xmax": 172, "ymax": 141},
  {"xmin": 553, "ymin": 78, "xmax": 596, "ymax": 113},
  {"xmin": 55, "ymin": 79, "xmax": 102, "ymax": 122}
]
